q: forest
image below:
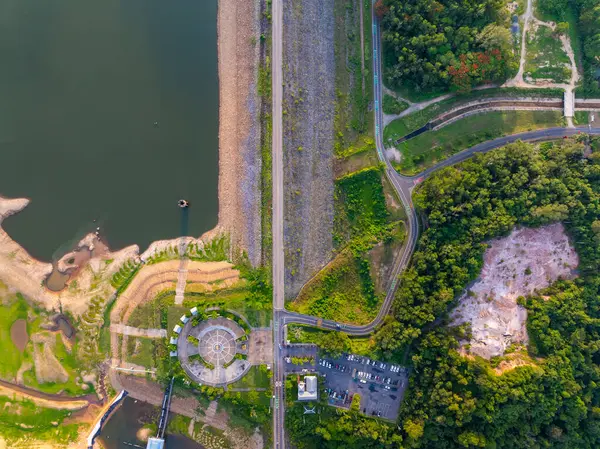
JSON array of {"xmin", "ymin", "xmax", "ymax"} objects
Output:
[
  {"xmin": 287, "ymin": 137, "xmax": 600, "ymax": 447},
  {"xmin": 379, "ymin": 0, "xmax": 516, "ymax": 93}
]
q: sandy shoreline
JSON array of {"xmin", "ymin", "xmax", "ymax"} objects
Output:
[{"xmin": 217, "ymin": 0, "xmax": 262, "ymax": 266}]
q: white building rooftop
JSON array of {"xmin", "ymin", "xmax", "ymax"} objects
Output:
[
  {"xmin": 146, "ymin": 437, "xmax": 165, "ymax": 449},
  {"xmin": 298, "ymin": 375, "xmax": 318, "ymax": 401},
  {"xmin": 169, "ymin": 337, "xmax": 178, "ymax": 345},
  {"xmin": 180, "ymin": 315, "xmax": 190, "ymax": 324},
  {"xmin": 190, "ymin": 307, "xmax": 198, "ymax": 316},
  {"xmin": 173, "ymin": 324, "xmax": 182, "ymax": 334}
]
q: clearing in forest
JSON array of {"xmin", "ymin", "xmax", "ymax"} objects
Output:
[
  {"xmin": 452, "ymin": 223, "xmax": 578, "ymax": 359},
  {"xmin": 524, "ymin": 24, "xmax": 571, "ymax": 84}
]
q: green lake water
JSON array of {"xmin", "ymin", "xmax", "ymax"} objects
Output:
[{"xmin": 0, "ymin": 0, "xmax": 218, "ymax": 261}]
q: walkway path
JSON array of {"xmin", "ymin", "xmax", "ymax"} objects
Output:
[
  {"xmin": 110, "ymin": 324, "xmax": 167, "ymax": 338},
  {"xmin": 174, "ymin": 258, "xmax": 189, "ymax": 305}
]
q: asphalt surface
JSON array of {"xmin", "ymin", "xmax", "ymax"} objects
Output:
[
  {"xmin": 270, "ymin": 0, "xmax": 600, "ymax": 445},
  {"xmin": 317, "ymin": 355, "xmax": 408, "ymax": 421},
  {"xmin": 271, "ymin": 0, "xmax": 285, "ymax": 446}
]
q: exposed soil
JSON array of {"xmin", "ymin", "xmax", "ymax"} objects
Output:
[
  {"xmin": 283, "ymin": 0, "xmax": 336, "ymax": 298},
  {"xmin": 452, "ymin": 223, "xmax": 578, "ymax": 359},
  {"xmin": 247, "ymin": 329, "xmax": 273, "ymax": 364},
  {"xmin": 10, "ymin": 319, "xmax": 28, "ymax": 352}
]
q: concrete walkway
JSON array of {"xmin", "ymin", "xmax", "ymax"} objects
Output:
[
  {"xmin": 110, "ymin": 323, "xmax": 167, "ymax": 338},
  {"xmin": 175, "ymin": 258, "xmax": 189, "ymax": 305}
]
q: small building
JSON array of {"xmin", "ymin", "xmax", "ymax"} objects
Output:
[
  {"xmin": 169, "ymin": 350, "xmax": 178, "ymax": 358},
  {"xmin": 169, "ymin": 337, "xmax": 178, "ymax": 345},
  {"xmin": 180, "ymin": 315, "xmax": 190, "ymax": 324},
  {"xmin": 298, "ymin": 375, "xmax": 318, "ymax": 401},
  {"xmin": 146, "ymin": 437, "xmax": 165, "ymax": 449},
  {"xmin": 173, "ymin": 325, "xmax": 182, "ymax": 334},
  {"xmin": 190, "ymin": 307, "xmax": 198, "ymax": 316}
]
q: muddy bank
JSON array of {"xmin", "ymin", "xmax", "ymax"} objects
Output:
[
  {"xmin": 217, "ymin": 0, "xmax": 263, "ymax": 266},
  {"xmin": 10, "ymin": 319, "xmax": 28, "ymax": 351}
]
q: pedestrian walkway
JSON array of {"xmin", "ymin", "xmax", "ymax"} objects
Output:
[
  {"xmin": 110, "ymin": 324, "xmax": 166, "ymax": 338},
  {"xmin": 175, "ymin": 258, "xmax": 189, "ymax": 305}
]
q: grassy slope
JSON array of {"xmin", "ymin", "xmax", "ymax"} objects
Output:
[
  {"xmin": 287, "ymin": 324, "xmax": 377, "ymax": 357},
  {"xmin": 288, "ymin": 249, "xmax": 381, "ymax": 324},
  {"xmin": 395, "ymin": 110, "xmax": 565, "ymax": 175},
  {"xmin": 383, "ymin": 87, "xmax": 564, "ymax": 143}
]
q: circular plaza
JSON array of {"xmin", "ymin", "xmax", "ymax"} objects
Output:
[{"xmin": 176, "ymin": 313, "xmax": 251, "ymax": 386}]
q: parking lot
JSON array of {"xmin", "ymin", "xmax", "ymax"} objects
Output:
[{"xmin": 317, "ymin": 353, "xmax": 408, "ymax": 421}]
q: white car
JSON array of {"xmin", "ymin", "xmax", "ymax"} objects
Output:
[{"xmin": 360, "ymin": 379, "xmax": 367, "ymax": 384}]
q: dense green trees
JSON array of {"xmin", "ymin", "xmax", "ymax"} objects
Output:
[
  {"xmin": 289, "ymin": 138, "xmax": 600, "ymax": 448},
  {"xmin": 320, "ymin": 331, "xmax": 351, "ymax": 358},
  {"xmin": 381, "ymin": 0, "xmax": 516, "ymax": 93},
  {"xmin": 389, "ymin": 138, "xmax": 600, "ymax": 447},
  {"xmin": 575, "ymin": 0, "xmax": 600, "ymax": 94}
]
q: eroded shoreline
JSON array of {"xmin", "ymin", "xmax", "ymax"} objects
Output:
[{"xmin": 0, "ymin": 0, "xmax": 263, "ymax": 309}]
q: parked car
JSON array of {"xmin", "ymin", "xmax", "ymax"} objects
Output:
[{"xmin": 360, "ymin": 379, "xmax": 367, "ymax": 384}]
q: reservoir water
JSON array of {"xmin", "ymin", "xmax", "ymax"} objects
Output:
[
  {"xmin": 0, "ymin": 0, "xmax": 219, "ymax": 261},
  {"xmin": 98, "ymin": 397, "xmax": 202, "ymax": 449}
]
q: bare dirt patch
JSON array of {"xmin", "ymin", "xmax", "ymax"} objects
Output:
[
  {"xmin": 10, "ymin": 319, "xmax": 28, "ymax": 352},
  {"xmin": 247, "ymin": 329, "xmax": 273, "ymax": 365},
  {"xmin": 452, "ymin": 223, "xmax": 578, "ymax": 359}
]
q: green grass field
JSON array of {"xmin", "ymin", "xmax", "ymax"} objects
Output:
[
  {"xmin": 333, "ymin": 0, "xmax": 373, "ymax": 158},
  {"xmin": 130, "ymin": 285, "xmax": 272, "ymax": 332},
  {"xmin": 0, "ymin": 294, "xmax": 36, "ymax": 378},
  {"xmin": 287, "ymin": 324, "xmax": 377, "ymax": 358},
  {"xmin": 525, "ymin": 26, "xmax": 571, "ymax": 83},
  {"xmin": 395, "ymin": 110, "xmax": 566, "ymax": 175},
  {"xmin": 383, "ymin": 87, "xmax": 564, "ymax": 144},
  {"xmin": 0, "ymin": 394, "xmax": 82, "ymax": 445},
  {"xmin": 229, "ymin": 365, "xmax": 270, "ymax": 390},
  {"xmin": 127, "ymin": 337, "xmax": 158, "ymax": 368},
  {"xmin": 288, "ymin": 250, "xmax": 382, "ymax": 325}
]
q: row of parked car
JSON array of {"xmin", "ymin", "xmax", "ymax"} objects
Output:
[
  {"xmin": 354, "ymin": 369, "xmax": 400, "ymax": 386},
  {"xmin": 325, "ymin": 388, "xmax": 353, "ymax": 405},
  {"xmin": 319, "ymin": 359, "xmax": 349, "ymax": 373},
  {"xmin": 346, "ymin": 354, "xmax": 405, "ymax": 374}
]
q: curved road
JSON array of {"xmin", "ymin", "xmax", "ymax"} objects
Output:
[
  {"xmin": 270, "ymin": 0, "xmax": 600, "ymax": 446},
  {"xmin": 280, "ymin": 2, "xmax": 600, "ymax": 335}
]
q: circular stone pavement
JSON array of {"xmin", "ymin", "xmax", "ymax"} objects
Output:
[
  {"xmin": 178, "ymin": 316, "xmax": 251, "ymax": 386},
  {"xmin": 198, "ymin": 328, "xmax": 236, "ymax": 366}
]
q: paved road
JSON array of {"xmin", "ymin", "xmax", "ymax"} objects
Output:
[
  {"xmin": 278, "ymin": 0, "xmax": 600, "ymax": 338},
  {"xmin": 269, "ymin": 0, "xmax": 600, "ymax": 445},
  {"xmin": 271, "ymin": 0, "xmax": 285, "ymax": 445}
]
